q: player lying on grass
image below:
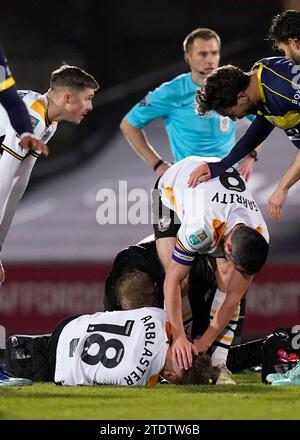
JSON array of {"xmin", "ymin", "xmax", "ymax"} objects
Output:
[
  {"xmin": 1, "ymin": 307, "xmax": 220, "ymax": 387},
  {"xmin": 2, "ymin": 320, "xmax": 300, "ymax": 387},
  {"xmin": 106, "ymin": 247, "xmax": 300, "ymax": 386},
  {"xmin": 0, "ymin": 235, "xmax": 253, "ymax": 388},
  {"xmin": 104, "ymin": 236, "xmax": 247, "ymax": 384}
]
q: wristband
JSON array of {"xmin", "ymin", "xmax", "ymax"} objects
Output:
[
  {"xmin": 153, "ymin": 159, "xmax": 164, "ymax": 171},
  {"xmin": 249, "ymin": 150, "xmax": 258, "ymax": 161}
]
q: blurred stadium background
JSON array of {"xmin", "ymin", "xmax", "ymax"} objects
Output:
[{"xmin": 0, "ymin": 0, "xmax": 299, "ymax": 338}]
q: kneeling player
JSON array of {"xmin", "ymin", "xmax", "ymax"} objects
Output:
[{"xmin": 104, "ymin": 236, "xmax": 246, "ymax": 384}]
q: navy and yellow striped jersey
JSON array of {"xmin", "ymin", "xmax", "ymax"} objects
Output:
[
  {"xmin": 0, "ymin": 47, "xmax": 15, "ymax": 92},
  {"xmin": 207, "ymin": 57, "xmax": 300, "ymax": 179},
  {"xmin": 0, "ymin": 47, "xmax": 33, "ymax": 135},
  {"xmin": 253, "ymin": 56, "xmax": 300, "ymax": 146}
]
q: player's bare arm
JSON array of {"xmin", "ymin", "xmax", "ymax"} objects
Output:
[
  {"xmin": 194, "ymin": 268, "xmax": 253, "ymax": 352},
  {"xmin": 164, "ymin": 259, "xmax": 198, "ymax": 370},
  {"xmin": 120, "ymin": 118, "xmax": 170, "ymax": 177},
  {"xmin": 268, "ymin": 149, "xmax": 300, "ymax": 221}
]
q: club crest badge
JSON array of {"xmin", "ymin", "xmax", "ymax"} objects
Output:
[{"xmin": 158, "ymin": 216, "xmax": 171, "ymax": 232}]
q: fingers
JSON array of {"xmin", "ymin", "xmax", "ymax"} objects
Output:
[
  {"xmin": 42, "ymin": 144, "xmax": 49, "ymax": 156},
  {"xmin": 188, "ymin": 164, "xmax": 211, "ymax": 188},
  {"xmin": 268, "ymin": 194, "xmax": 283, "ymax": 222},
  {"xmin": 172, "ymin": 342, "xmax": 198, "ymax": 370},
  {"xmin": 30, "ymin": 138, "xmax": 49, "ymax": 156},
  {"xmin": 187, "ymin": 171, "xmax": 200, "ymax": 188},
  {"xmin": 188, "ymin": 170, "xmax": 210, "ymax": 188},
  {"xmin": 39, "ymin": 143, "xmax": 49, "ymax": 156},
  {"xmin": 20, "ymin": 137, "xmax": 49, "ymax": 156},
  {"xmin": 188, "ymin": 175, "xmax": 205, "ymax": 188},
  {"xmin": 268, "ymin": 187, "xmax": 287, "ymax": 222},
  {"xmin": 268, "ymin": 198, "xmax": 281, "ymax": 221},
  {"xmin": 176, "ymin": 349, "xmax": 189, "ymax": 370},
  {"xmin": 268, "ymin": 202, "xmax": 281, "ymax": 222},
  {"xmin": 243, "ymin": 172, "xmax": 249, "ymax": 183},
  {"xmin": 238, "ymin": 169, "xmax": 249, "ymax": 182},
  {"xmin": 175, "ymin": 348, "xmax": 190, "ymax": 370}
]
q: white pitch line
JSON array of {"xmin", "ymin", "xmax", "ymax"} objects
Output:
[{"xmin": 13, "ymin": 199, "xmax": 58, "ymax": 225}]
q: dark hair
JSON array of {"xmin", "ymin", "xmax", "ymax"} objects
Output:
[
  {"xmin": 196, "ymin": 65, "xmax": 250, "ymax": 115},
  {"xmin": 268, "ymin": 10, "xmax": 300, "ymax": 48},
  {"xmin": 50, "ymin": 64, "xmax": 99, "ymax": 91},
  {"xmin": 178, "ymin": 353, "xmax": 220, "ymax": 385},
  {"xmin": 115, "ymin": 270, "xmax": 159, "ymax": 309},
  {"xmin": 230, "ymin": 226, "xmax": 269, "ymax": 276},
  {"xmin": 183, "ymin": 28, "xmax": 221, "ymax": 53}
]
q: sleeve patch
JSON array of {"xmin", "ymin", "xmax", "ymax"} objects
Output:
[{"xmin": 30, "ymin": 115, "xmax": 39, "ymax": 129}]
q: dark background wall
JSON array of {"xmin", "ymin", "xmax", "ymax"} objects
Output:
[
  {"xmin": 0, "ymin": 1, "xmax": 284, "ymax": 87},
  {"xmin": 2, "ymin": 0, "xmax": 300, "ymax": 337},
  {"xmin": 0, "ymin": 0, "xmax": 283, "ymax": 183}
]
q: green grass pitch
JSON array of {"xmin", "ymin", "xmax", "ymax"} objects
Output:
[{"xmin": 0, "ymin": 374, "xmax": 300, "ymax": 420}]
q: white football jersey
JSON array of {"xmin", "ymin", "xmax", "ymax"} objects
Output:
[
  {"xmin": 54, "ymin": 307, "xmax": 170, "ymax": 387},
  {"xmin": 0, "ymin": 90, "xmax": 58, "ymax": 160},
  {"xmin": 158, "ymin": 156, "xmax": 269, "ymax": 264}
]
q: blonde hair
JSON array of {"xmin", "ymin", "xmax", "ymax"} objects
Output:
[{"xmin": 115, "ymin": 271, "xmax": 158, "ymax": 309}]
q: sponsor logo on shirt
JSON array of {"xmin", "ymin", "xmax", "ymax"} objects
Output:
[
  {"xmin": 188, "ymin": 228, "xmax": 208, "ymax": 245},
  {"xmin": 41, "ymin": 127, "xmax": 54, "ymax": 142},
  {"xmin": 219, "ymin": 116, "xmax": 230, "ymax": 132},
  {"xmin": 180, "ymin": 100, "xmax": 192, "ymax": 107}
]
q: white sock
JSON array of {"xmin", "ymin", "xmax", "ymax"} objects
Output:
[
  {"xmin": 210, "ymin": 288, "xmax": 240, "ymax": 366},
  {"xmin": 211, "ymin": 347, "xmax": 229, "ymax": 367}
]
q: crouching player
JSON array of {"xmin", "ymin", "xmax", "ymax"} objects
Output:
[{"xmin": 104, "ymin": 236, "xmax": 249, "ymax": 384}]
